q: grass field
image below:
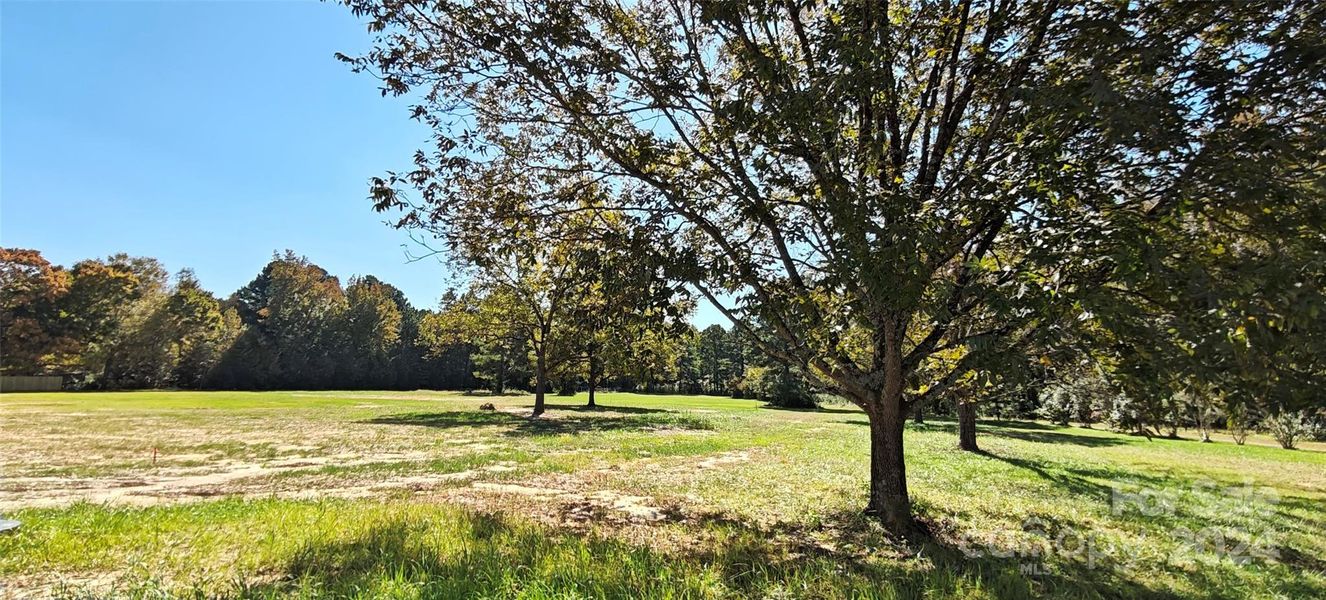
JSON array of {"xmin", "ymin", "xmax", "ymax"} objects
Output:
[{"xmin": 0, "ymin": 390, "xmax": 1322, "ymax": 599}]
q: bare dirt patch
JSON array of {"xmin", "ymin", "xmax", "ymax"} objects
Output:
[
  {"xmin": 0, "ymin": 450, "xmax": 460, "ymax": 510},
  {"xmin": 463, "ymin": 481, "xmax": 670, "ymax": 523},
  {"xmin": 697, "ymin": 450, "xmax": 751, "ymax": 469}
]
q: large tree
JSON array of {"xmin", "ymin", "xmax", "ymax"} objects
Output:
[
  {"xmin": 344, "ymin": 0, "xmax": 1325, "ymax": 533},
  {"xmin": 67, "ymin": 254, "xmax": 170, "ymax": 388},
  {"xmin": 0, "ymin": 248, "xmax": 77, "ymax": 375},
  {"xmin": 344, "ymin": 275, "xmax": 406, "ymax": 388},
  {"xmin": 165, "ymin": 270, "xmax": 240, "ymax": 388},
  {"xmin": 227, "ymin": 252, "xmax": 348, "ymax": 389}
]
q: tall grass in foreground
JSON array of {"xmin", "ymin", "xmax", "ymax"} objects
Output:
[{"xmin": 4, "ymin": 499, "xmax": 961, "ymax": 600}]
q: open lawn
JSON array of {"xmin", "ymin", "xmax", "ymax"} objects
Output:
[{"xmin": 0, "ymin": 390, "xmax": 1322, "ymax": 599}]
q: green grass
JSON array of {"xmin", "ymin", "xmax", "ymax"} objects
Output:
[{"xmin": 1, "ymin": 390, "xmax": 1322, "ymax": 599}]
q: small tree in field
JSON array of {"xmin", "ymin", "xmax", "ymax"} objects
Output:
[
  {"xmin": 558, "ymin": 211, "xmax": 692, "ymax": 408},
  {"xmin": 1226, "ymin": 403, "xmax": 1253, "ymax": 446},
  {"xmin": 1185, "ymin": 386, "xmax": 1223, "ymax": 444},
  {"xmin": 1041, "ymin": 387, "xmax": 1073, "ymax": 427},
  {"xmin": 406, "ymin": 182, "xmax": 688, "ymax": 414},
  {"xmin": 1268, "ymin": 412, "xmax": 1308, "ymax": 450},
  {"xmin": 442, "ymin": 258, "xmax": 576, "ymax": 415},
  {"xmin": 344, "ymin": 0, "xmax": 1325, "ymax": 534}
]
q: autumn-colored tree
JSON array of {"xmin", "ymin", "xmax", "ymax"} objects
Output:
[
  {"xmin": 226, "ymin": 252, "xmax": 348, "ymax": 389},
  {"xmin": 0, "ymin": 248, "xmax": 77, "ymax": 374}
]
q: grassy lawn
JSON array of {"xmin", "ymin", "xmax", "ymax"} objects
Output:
[{"xmin": 0, "ymin": 390, "xmax": 1322, "ymax": 599}]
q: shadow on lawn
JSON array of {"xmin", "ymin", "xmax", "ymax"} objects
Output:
[
  {"xmin": 669, "ymin": 510, "xmax": 1190, "ymax": 600},
  {"xmin": 531, "ymin": 402, "xmax": 672, "ymax": 414},
  {"xmin": 240, "ymin": 507, "xmax": 1195, "ymax": 600},
  {"xmin": 983, "ymin": 428, "xmax": 1128, "ymax": 448},
  {"xmin": 363, "ymin": 408, "xmax": 712, "ymax": 436},
  {"xmin": 977, "ymin": 448, "xmax": 1326, "ymax": 576},
  {"xmin": 762, "ymin": 404, "xmax": 864, "ymax": 415},
  {"xmin": 838, "ymin": 418, "xmax": 1129, "ymax": 448}
]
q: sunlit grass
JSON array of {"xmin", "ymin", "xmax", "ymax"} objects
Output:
[{"xmin": 1, "ymin": 390, "xmax": 1321, "ymax": 599}]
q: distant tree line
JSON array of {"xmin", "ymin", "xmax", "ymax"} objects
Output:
[
  {"xmin": 0, "ymin": 247, "xmax": 817, "ymax": 405},
  {"xmin": 0, "ymin": 248, "xmax": 472, "ymax": 390}
]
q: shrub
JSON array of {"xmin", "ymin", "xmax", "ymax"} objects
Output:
[
  {"xmin": 1309, "ymin": 414, "xmax": 1326, "ymax": 442},
  {"xmin": 1106, "ymin": 392, "xmax": 1149, "ymax": 435},
  {"xmin": 1226, "ymin": 403, "xmax": 1252, "ymax": 445},
  {"xmin": 1268, "ymin": 411, "xmax": 1308, "ymax": 450},
  {"xmin": 1040, "ymin": 386, "xmax": 1073, "ymax": 426}
]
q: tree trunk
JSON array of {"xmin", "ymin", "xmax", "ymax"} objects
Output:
[
  {"xmin": 866, "ymin": 395, "xmax": 913, "ymax": 534},
  {"xmin": 864, "ymin": 319, "xmax": 915, "ymax": 536},
  {"xmin": 532, "ymin": 345, "xmax": 547, "ymax": 416},
  {"xmin": 586, "ymin": 346, "xmax": 598, "ymax": 408},
  {"xmin": 958, "ymin": 401, "xmax": 979, "ymax": 452},
  {"xmin": 494, "ymin": 359, "xmax": 507, "ymax": 395},
  {"xmin": 912, "ymin": 400, "xmax": 924, "ymax": 424},
  {"xmin": 1196, "ymin": 407, "xmax": 1211, "ymax": 442}
]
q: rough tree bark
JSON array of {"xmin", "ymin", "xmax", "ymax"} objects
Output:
[
  {"xmin": 532, "ymin": 327, "xmax": 548, "ymax": 416},
  {"xmin": 866, "ymin": 396, "xmax": 912, "ymax": 533},
  {"xmin": 958, "ymin": 401, "xmax": 979, "ymax": 452},
  {"xmin": 862, "ymin": 319, "xmax": 915, "ymax": 535},
  {"xmin": 586, "ymin": 347, "xmax": 599, "ymax": 408}
]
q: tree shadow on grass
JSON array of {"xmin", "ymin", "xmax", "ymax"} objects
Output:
[
  {"xmin": 762, "ymin": 405, "xmax": 864, "ymax": 415},
  {"xmin": 244, "ymin": 512, "xmax": 724, "ymax": 598},
  {"xmin": 838, "ymin": 418, "xmax": 1127, "ymax": 447},
  {"xmin": 531, "ymin": 402, "xmax": 673, "ymax": 414},
  {"xmin": 363, "ymin": 409, "xmax": 713, "ymax": 437},
  {"xmin": 978, "ymin": 448, "xmax": 1326, "ymax": 576},
  {"xmin": 977, "ymin": 450, "xmax": 1119, "ymax": 501},
  {"xmin": 237, "ymin": 506, "xmax": 1193, "ymax": 600},
  {"xmin": 979, "ymin": 420, "xmax": 1129, "ymax": 447},
  {"xmin": 906, "ymin": 420, "xmax": 957, "ymax": 432},
  {"xmin": 983, "ymin": 428, "xmax": 1129, "ymax": 448}
]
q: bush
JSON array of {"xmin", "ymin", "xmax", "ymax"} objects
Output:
[
  {"xmin": 1268, "ymin": 411, "xmax": 1309, "ymax": 450},
  {"xmin": 1047, "ymin": 371, "xmax": 1110, "ymax": 427},
  {"xmin": 1304, "ymin": 411, "xmax": 1326, "ymax": 442},
  {"xmin": 1040, "ymin": 386, "xmax": 1073, "ymax": 426},
  {"xmin": 1106, "ymin": 392, "xmax": 1149, "ymax": 435},
  {"xmin": 1226, "ymin": 403, "xmax": 1253, "ymax": 446}
]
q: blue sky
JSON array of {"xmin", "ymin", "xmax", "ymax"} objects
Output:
[
  {"xmin": 0, "ymin": 0, "xmax": 724, "ymax": 326},
  {"xmin": 2, "ymin": 0, "xmax": 450, "ymax": 307}
]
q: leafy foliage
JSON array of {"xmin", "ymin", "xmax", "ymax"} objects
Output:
[{"xmin": 341, "ymin": 0, "xmax": 1326, "ymax": 529}]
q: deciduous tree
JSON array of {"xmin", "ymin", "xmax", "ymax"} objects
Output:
[
  {"xmin": 344, "ymin": 0, "xmax": 1325, "ymax": 533},
  {"xmin": 0, "ymin": 248, "xmax": 77, "ymax": 374}
]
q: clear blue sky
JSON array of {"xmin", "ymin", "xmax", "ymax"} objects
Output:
[
  {"xmin": 2, "ymin": 0, "xmax": 449, "ymax": 306},
  {"xmin": 1, "ymin": 0, "xmax": 723, "ymax": 326}
]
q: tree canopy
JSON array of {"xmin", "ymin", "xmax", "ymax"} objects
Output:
[{"xmin": 342, "ymin": 0, "xmax": 1326, "ymax": 533}]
